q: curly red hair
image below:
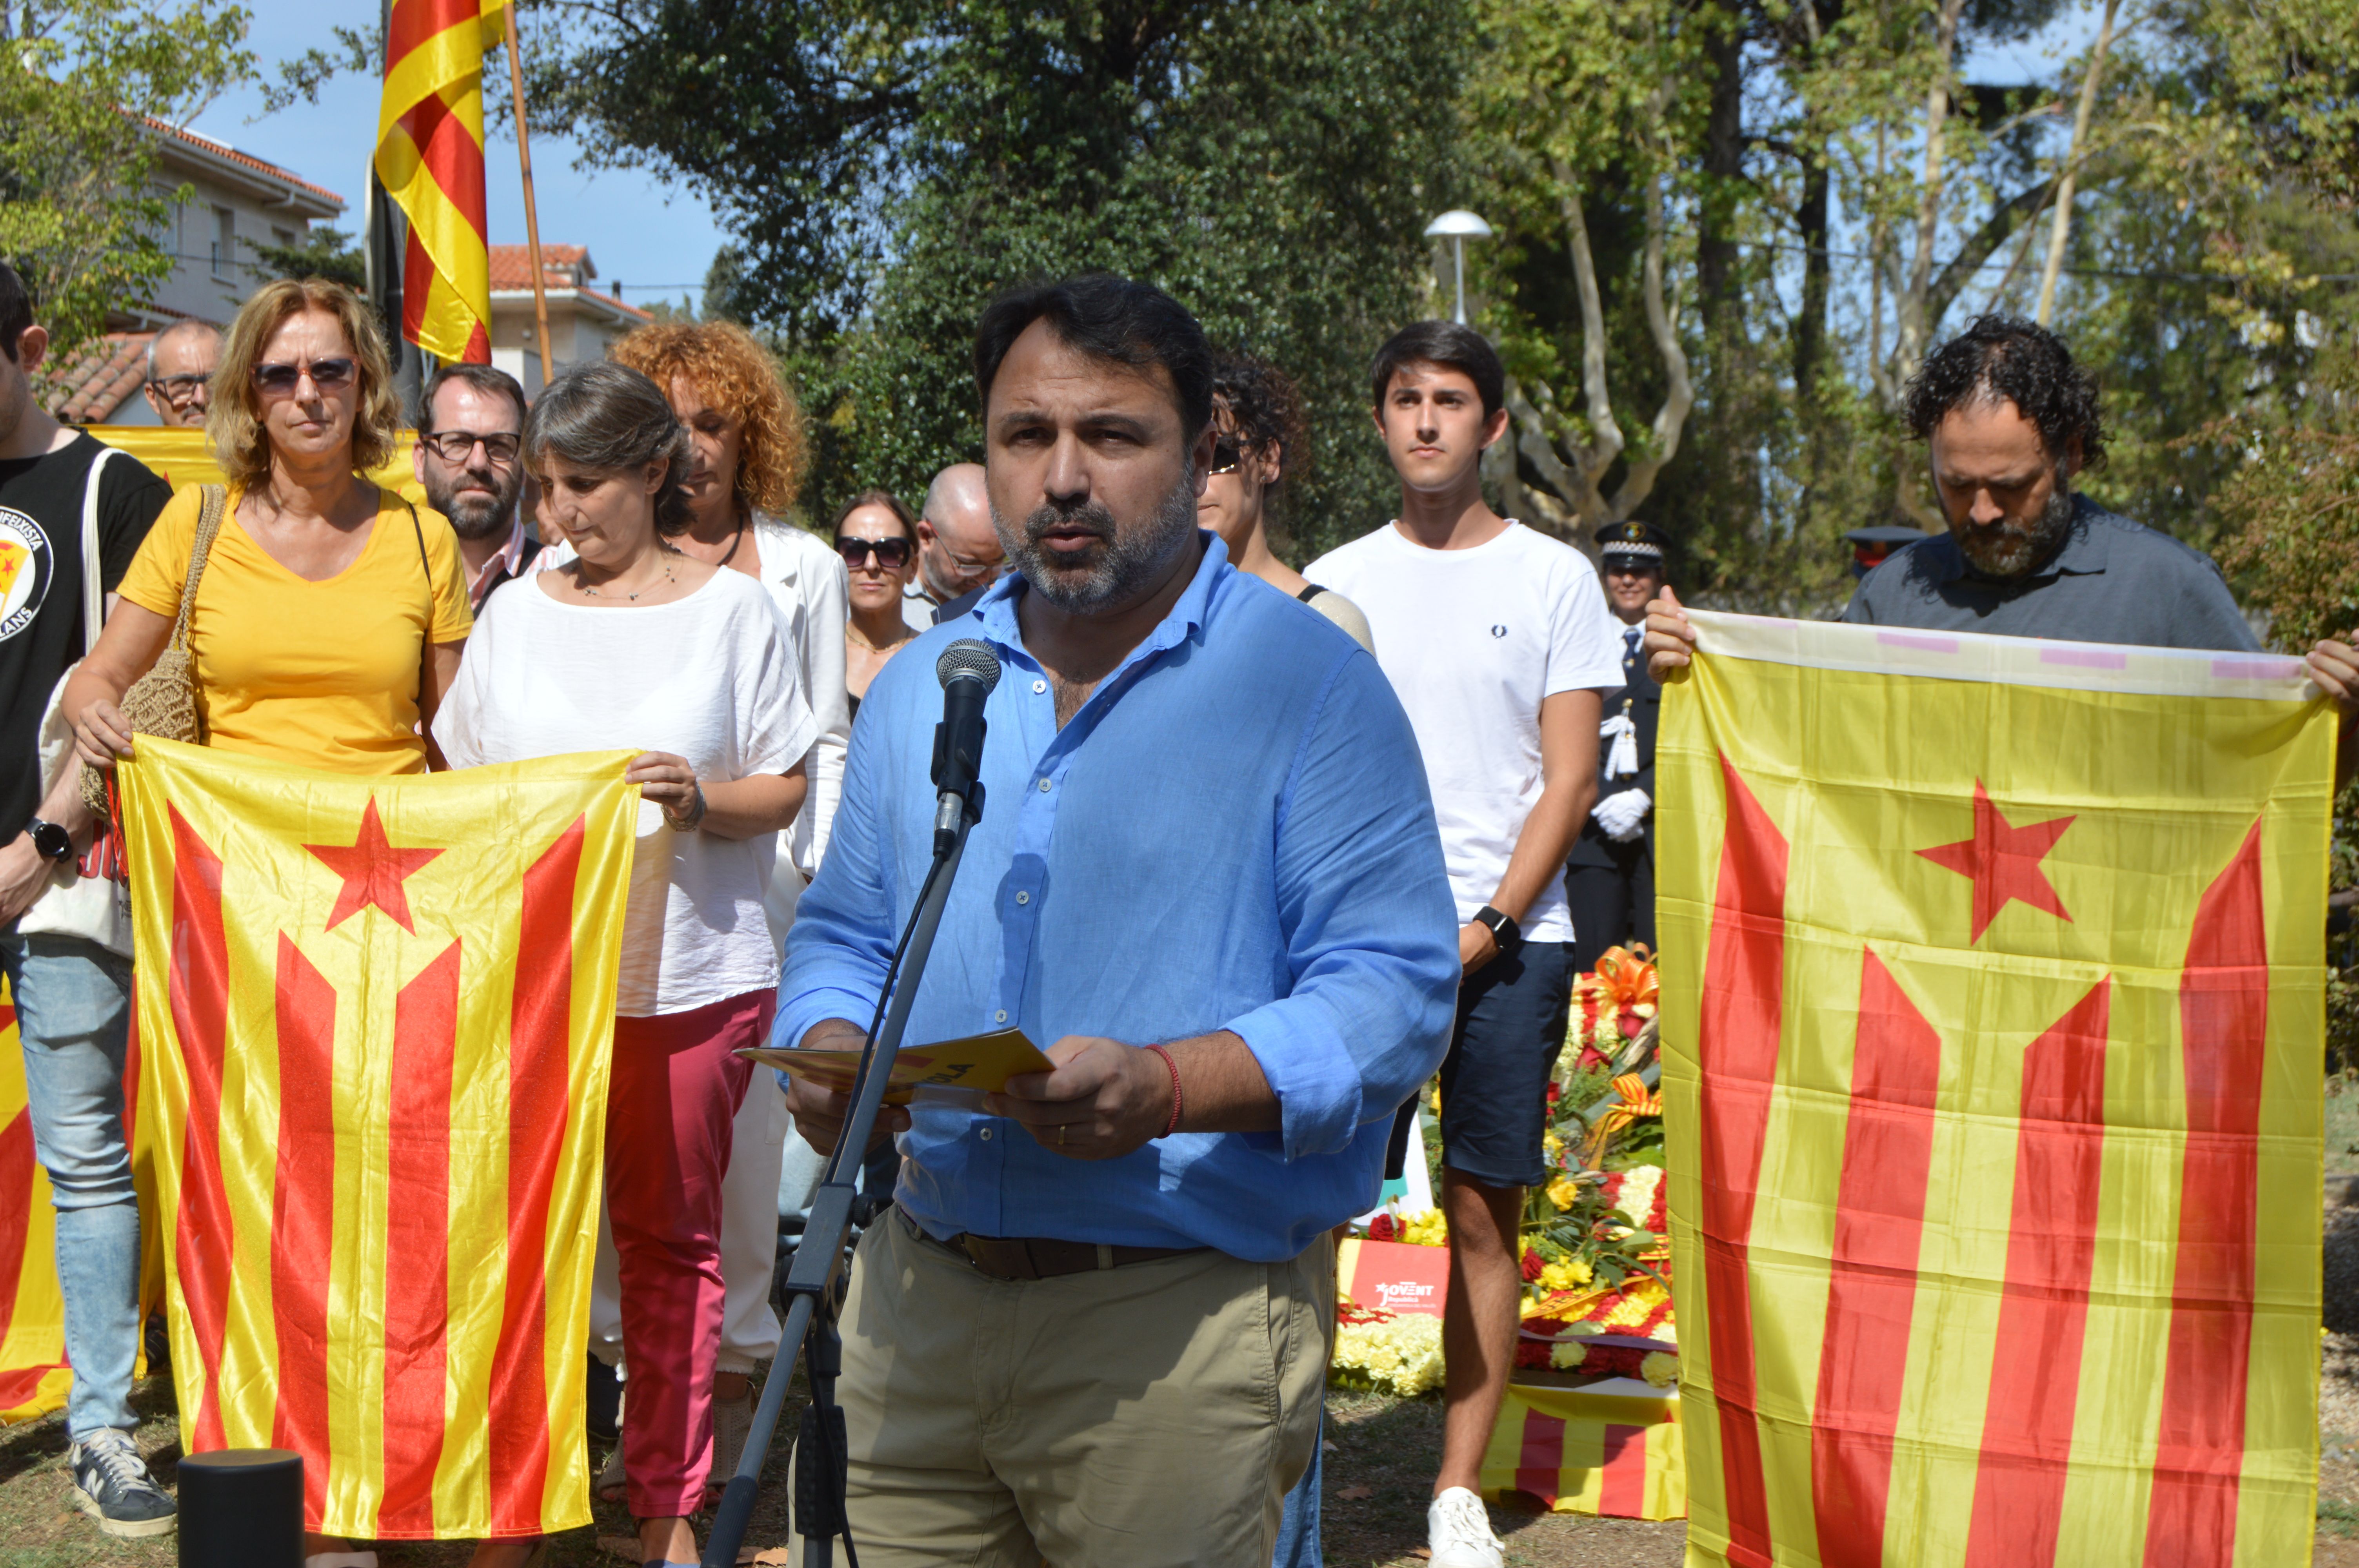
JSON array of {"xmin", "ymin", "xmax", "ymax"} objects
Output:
[{"xmin": 610, "ymin": 321, "xmax": 808, "ymax": 515}]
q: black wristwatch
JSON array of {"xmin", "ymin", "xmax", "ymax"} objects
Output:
[
  {"xmin": 1472, "ymin": 904, "xmax": 1522, "ymax": 953},
  {"xmin": 26, "ymin": 818, "xmax": 73, "ymax": 864}
]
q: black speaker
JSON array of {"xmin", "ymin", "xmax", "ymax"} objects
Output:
[{"xmin": 178, "ymin": 1448, "xmax": 303, "ymax": 1568}]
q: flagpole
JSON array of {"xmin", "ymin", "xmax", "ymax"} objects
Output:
[{"xmin": 502, "ymin": 5, "xmax": 554, "ymax": 393}]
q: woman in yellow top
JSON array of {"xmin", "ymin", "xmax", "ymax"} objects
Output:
[
  {"xmin": 67, "ymin": 276, "xmax": 471, "ymax": 784},
  {"xmin": 63, "ymin": 277, "xmax": 467, "ymax": 1568}
]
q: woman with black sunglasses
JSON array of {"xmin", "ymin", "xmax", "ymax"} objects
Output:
[{"xmin": 830, "ymin": 488, "xmax": 920, "ymax": 720}]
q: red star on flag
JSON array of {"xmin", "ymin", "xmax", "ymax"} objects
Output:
[
  {"xmin": 305, "ymin": 797, "xmax": 444, "ymax": 933},
  {"xmin": 1916, "ymin": 781, "xmax": 2075, "ymax": 943}
]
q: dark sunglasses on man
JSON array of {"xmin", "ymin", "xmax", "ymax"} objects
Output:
[
  {"xmin": 838, "ymin": 535, "xmax": 913, "ymax": 570},
  {"xmin": 419, "ymin": 430, "xmax": 522, "ymax": 464},
  {"xmin": 251, "ymin": 357, "xmax": 357, "ymax": 396},
  {"xmin": 146, "ymin": 373, "xmax": 210, "ymax": 403}
]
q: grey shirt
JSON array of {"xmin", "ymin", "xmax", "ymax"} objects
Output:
[{"xmin": 1840, "ymin": 494, "xmax": 2261, "ymax": 652}]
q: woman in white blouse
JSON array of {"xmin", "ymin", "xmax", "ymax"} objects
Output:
[{"xmin": 434, "ymin": 361, "xmax": 815, "ymax": 1568}]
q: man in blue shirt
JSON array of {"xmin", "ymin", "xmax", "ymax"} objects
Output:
[{"xmin": 777, "ymin": 275, "xmax": 1460, "ymax": 1566}]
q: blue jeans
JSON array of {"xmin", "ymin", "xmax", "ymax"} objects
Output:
[
  {"xmin": 1272, "ymin": 1403, "xmax": 1322, "ymax": 1566},
  {"xmin": 0, "ymin": 935, "xmax": 142, "ymax": 1438}
]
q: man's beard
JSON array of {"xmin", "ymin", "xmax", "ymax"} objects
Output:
[
  {"xmin": 1955, "ymin": 477, "xmax": 2074, "ymax": 579},
  {"xmin": 425, "ymin": 466, "xmax": 521, "ymax": 541},
  {"xmin": 995, "ymin": 475, "xmax": 1199, "ymax": 614}
]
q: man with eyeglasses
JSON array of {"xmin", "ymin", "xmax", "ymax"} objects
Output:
[
  {"xmin": 907, "ymin": 461, "xmax": 1006, "ymax": 628},
  {"xmin": 138, "ymin": 321, "xmax": 220, "ymax": 429},
  {"xmin": 411, "ymin": 361, "xmax": 536, "ymax": 610}
]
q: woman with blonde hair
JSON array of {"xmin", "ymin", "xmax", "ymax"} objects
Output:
[
  {"xmin": 437, "ymin": 360, "xmax": 814, "ymax": 1568},
  {"xmin": 586, "ymin": 322, "xmax": 850, "ymax": 1486},
  {"xmin": 65, "ymin": 276, "xmax": 471, "ymax": 1564}
]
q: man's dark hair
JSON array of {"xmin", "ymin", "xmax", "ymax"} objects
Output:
[
  {"xmin": 1368, "ymin": 321, "xmax": 1505, "ymax": 420},
  {"xmin": 0, "ymin": 260, "xmax": 31, "ymax": 366},
  {"xmin": 421, "ymin": 360, "xmax": 528, "ymax": 430},
  {"xmin": 1903, "ymin": 314, "xmax": 2106, "ymax": 472},
  {"xmin": 973, "ymin": 275, "xmax": 1214, "ymax": 439},
  {"xmin": 1211, "ymin": 352, "xmax": 1309, "ymax": 495}
]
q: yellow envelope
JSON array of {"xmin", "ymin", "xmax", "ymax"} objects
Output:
[{"xmin": 743, "ymin": 1028, "xmax": 1058, "ymax": 1105}]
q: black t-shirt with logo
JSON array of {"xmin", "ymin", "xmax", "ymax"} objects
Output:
[{"xmin": 0, "ymin": 433, "xmax": 171, "ymax": 844}]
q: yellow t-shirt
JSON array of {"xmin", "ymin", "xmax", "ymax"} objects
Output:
[{"xmin": 118, "ymin": 484, "xmax": 474, "ymax": 775}]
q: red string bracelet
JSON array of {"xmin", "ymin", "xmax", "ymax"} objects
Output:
[{"xmin": 1145, "ymin": 1044, "xmax": 1183, "ymax": 1137}]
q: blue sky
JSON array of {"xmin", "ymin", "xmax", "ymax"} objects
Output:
[{"xmin": 189, "ymin": 3, "xmax": 726, "ymax": 314}]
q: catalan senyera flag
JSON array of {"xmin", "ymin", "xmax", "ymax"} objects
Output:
[
  {"xmin": 119, "ymin": 739, "xmax": 638, "ymax": 1540},
  {"xmin": 375, "ymin": 0, "xmax": 509, "ymax": 363},
  {"xmin": 1480, "ymin": 1383, "xmax": 1687, "ymax": 1521},
  {"xmin": 0, "ymin": 980, "xmax": 166, "ymax": 1426},
  {"xmin": 1656, "ymin": 611, "xmax": 2332, "ymax": 1568}
]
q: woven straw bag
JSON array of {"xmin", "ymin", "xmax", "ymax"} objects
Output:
[{"xmin": 80, "ymin": 484, "xmax": 226, "ymax": 817}]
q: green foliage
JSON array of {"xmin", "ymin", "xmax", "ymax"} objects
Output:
[
  {"xmin": 244, "ymin": 226, "xmax": 366, "ymax": 291},
  {"xmin": 0, "ymin": 0, "xmax": 253, "ymax": 359},
  {"xmin": 530, "ymin": 0, "xmax": 1468, "ymax": 557}
]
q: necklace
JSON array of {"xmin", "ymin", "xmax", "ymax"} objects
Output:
[
  {"xmin": 846, "ymin": 622, "xmax": 913, "ymax": 653},
  {"xmin": 582, "ymin": 557, "xmax": 677, "ymax": 601}
]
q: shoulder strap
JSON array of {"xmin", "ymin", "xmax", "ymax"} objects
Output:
[
  {"xmin": 1296, "ymin": 583, "xmax": 1325, "ymax": 604},
  {"xmin": 169, "ymin": 486, "xmax": 228, "ymax": 653},
  {"xmin": 78, "ymin": 445, "xmax": 121, "ymax": 657}
]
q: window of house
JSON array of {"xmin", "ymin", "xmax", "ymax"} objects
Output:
[{"xmin": 212, "ymin": 207, "xmax": 234, "ymax": 277}]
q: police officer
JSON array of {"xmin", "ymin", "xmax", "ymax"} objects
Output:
[{"xmin": 1567, "ymin": 519, "xmax": 1666, "ymax": 975}]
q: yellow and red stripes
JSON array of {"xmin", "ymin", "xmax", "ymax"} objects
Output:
[
  {"xmin": 375, "ymin": 0, "xmax": 506, "ymax": 363},
  {"xmin": 121, "ymin": 740, "xmax": 635, "ymax": 1542}
]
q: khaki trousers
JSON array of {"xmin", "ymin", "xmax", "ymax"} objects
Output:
[{"xmin": 816, "ymin": 1211, "xmax": 1332, "ymax": 1567}]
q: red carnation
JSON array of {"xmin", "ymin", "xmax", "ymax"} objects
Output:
[
  {"xmin": 1515, "ymin": 1339, "xmax": 1552, "ymax": 1369},
  {"xmin": 1520, "ymin": 1249, "xmax": 1545, "ymax": 1282}
]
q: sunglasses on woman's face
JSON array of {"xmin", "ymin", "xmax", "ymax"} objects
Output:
[
  {"xmin": 838, "ymin": 536, "xmax": 912, "ymax": 570},
  {"xmin": 251, "ymin": 358, "xmax": 357, "ymax": 396},
  {"xmin": 1206, "ymin": 437, "xmax": 1245, "ymax": 475}
]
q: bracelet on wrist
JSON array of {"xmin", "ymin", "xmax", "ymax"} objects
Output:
[
  {"xmin": 664, "ymin": 781, "xmax": 706, "ymax": 831},
  {"xmin": 1145, "ymin": 1043, "xmax": 1183, "ymax": 1138}
]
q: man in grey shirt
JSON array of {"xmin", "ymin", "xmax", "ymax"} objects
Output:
[{"xmin": 1648, "ymin": 317, "xmax": 2359, "ymax": 769}]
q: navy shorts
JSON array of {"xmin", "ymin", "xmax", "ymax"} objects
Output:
[{"xmin": 1432, "ymin": 940, "xmax": 1573, "ymax": 1189}]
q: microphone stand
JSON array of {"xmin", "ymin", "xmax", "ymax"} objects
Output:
[{"xmin": 700, "ymin": 788, "xmax": 983, "ymax": 1568}]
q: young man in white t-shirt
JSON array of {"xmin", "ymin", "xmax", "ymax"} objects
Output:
[{"xmin": 1306, "ymin": 321, "xmax": 1621, "ymax": 1568}]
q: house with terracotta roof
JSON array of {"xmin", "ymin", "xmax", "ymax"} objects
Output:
[
  {"xmin": 488, "ymin": 245, "xmax": 652, "ymax": 399},
  {"xmin": 39, "ymin": 120, "xmax": 344, "ymax": 424}
]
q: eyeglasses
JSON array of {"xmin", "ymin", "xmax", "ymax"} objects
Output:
[
  {"xmin": 1207, "ymin": 437, "xmax": 1244, "ymax": 475},
  {"xmin": 420, "ymin": 429, "xmax": 522, "ymax": 464},
  {"xmin": 838, "ymin": 536, "xmax": 912, "ymax": 570},
  {"xmin": 147, "ymin": 373, "xmax": 210, "ymax": 403},
  {"xmin": 251, "ymin": 358, "xmax": 357, "ymax": 396}
]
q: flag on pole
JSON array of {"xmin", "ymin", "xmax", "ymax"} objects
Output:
[
  {"xmin": 1656, "ymin": 611, "xmax": 2332, "ymax": 1568},
  {"xmin": 119, "ymin": 739, "xmax": 638, "ymax": 1540},
  {"xmin": 375, "ymin": 0, "xmax": 509, "ymax": 363}
]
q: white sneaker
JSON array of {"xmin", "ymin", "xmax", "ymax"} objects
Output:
[{"xmin": 1427, "ymin": 1486, "xmax": 1503, "ymax": 1568}]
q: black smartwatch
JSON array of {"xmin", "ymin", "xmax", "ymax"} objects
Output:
[
  {"xmin": 1472, "ymin": 904, "xmax": 1522, "ymax": 953},
  {"xmin": 26, "ymin": 818, "xmax": 73, "ymax": 864}
]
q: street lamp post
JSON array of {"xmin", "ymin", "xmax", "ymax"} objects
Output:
[{"xmin": 1424, "ymin": 209, "xmax": 1494, "ymax": 325}]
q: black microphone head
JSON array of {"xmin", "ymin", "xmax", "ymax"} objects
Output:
[{"xmin": 938, "ymin": 639, "xmax": 1003, "ymax": 695}]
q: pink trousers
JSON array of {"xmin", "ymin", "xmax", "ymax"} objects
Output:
[{"xmin": 605, "ymin": 989, "xmax": 767, "ymax": 1518}]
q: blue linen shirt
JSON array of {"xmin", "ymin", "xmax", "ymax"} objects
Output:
[{"xmin": 777, "ymin": 535, "xmax": 1459, "ymax": 1261}]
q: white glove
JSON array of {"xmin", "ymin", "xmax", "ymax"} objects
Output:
[
  {"xmin": 1593, "ymin": 788, "xmax": 1651, "ymax": 842},
  {"xmin": 1600, "ymin": 713, "xmax": 1640, "ymax": 780}
]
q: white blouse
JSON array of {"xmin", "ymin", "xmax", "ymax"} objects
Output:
[{"xmin": 434, "ymin": 568, "xmax": 818, "ymax": 1016}]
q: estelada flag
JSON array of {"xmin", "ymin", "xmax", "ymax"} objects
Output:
[
  {"xmin": 119, "ymin": 739, "xmax": 637, "ymax": 1540},
  {"xmin": 1480, "ymin": 1381, "xmax": 1686, "ymax": 1521},
  {"xmin": 1656, "ymin": 612, "xmax": 2333, "ymax": 1568},
  {"xmin": 375, "ymin": 0, "xmax": 508, "ymax": 362},
  {"xmin": 0, "ymin": 979, "xmax": 167, "ymax": 1426}
]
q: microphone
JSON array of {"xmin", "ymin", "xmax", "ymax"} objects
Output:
[{"xmin": 931, "ymin": 639, "xmax": 1002, "ymax": 852}]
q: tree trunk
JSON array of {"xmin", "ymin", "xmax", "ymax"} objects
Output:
[
  {"xmin": 1893, "ymin": 0, "xmax": 1968, "ymax": 389},
  {"xmin": 1795, "ymin": 154, "xmax": 1831, "ymax": 407},
  {"xmin": 1696, "ymin": 16, "xmax": 1746, "ymax": 338},
  {"xmin": 2035, "ymin": 0, "xmax": 2121, "ymax": 324}
]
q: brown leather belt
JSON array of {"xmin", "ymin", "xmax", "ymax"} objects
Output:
[{"xmin": 909, "ymin": 1213, "xmax": 1204, "ymax": 1281}]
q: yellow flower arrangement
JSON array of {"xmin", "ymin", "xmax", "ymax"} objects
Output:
[
  {"xmin": 1398, "ymin": 1207, "xmax": 1448, "ymax": 1247},
  {"xmin": 1641, "ymin": 1352, "xmax": 1679, "ymax": 1388},
  {"xmin": 1539, "ymin": 1257, "xmax": 1593, "ymax": 1292},
  {"xmin": 1332, "ymin": 1309, "xmax": 1445, "ymax": 1396},
  {"xmin": 1545, "ymin": 1174, "xmax": 1580, "ymax": 1211}
]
